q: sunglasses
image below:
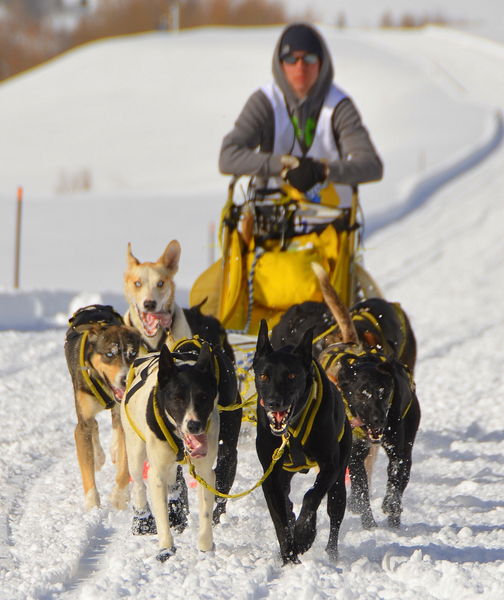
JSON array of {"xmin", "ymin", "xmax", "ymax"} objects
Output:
[{"xmin": 282, "ymin": 53, "xmax": 319, "ymax": 65}]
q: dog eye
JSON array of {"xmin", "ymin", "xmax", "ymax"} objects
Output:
[
  {"xmin": 259, "ymin": 373, "xmax": 269, "ymax": 381},
  {"xmin": 105, "ymin": 351, "xmax": 114, "ymax": 358},
  {"xmin": 134, "ymin": 280, "xmax": 141, "ymax": 288},
  {"xmin": 287, "ymin": 373, "xmax": 296, "ymax": 380},
  {"xmin": 157, "ymin": 281, "xmax": 164, "ymax": 288}
]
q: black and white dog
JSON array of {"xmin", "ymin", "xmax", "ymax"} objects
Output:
[
  {"xmin": 253, "ymin": 320, "xmax": 352, "ymax": 564},
  {"xmin": 121, "ymin": 339, "xmax": 240, "ymax": 561}
]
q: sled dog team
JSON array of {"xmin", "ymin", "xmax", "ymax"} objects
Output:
[{"xmin": 64, "ymin": 240, "xmax": 420, "ymax": 565}]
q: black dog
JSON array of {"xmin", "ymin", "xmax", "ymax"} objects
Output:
[
  {"xmin": 183, "ymin": 302, "xmax": 241, "ymax": 524},
  {"xmin": 253, "ymin": 320, "xmax": 351, "ymax": 564},
  {"xmin": 331, "ymin": 350, "xmax": 421, "ymax": 529},
  {"xmin": 271, "ymin": 297, "xmax": 417, "ymax": 373},
  {"xmin": 184, "ymin": 299, "xmax": 235, "ymax": 363}
]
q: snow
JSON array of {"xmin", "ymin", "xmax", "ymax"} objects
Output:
[{"xmin": 1, "ymin": 20, "xmax": 504, "ymax": 600}]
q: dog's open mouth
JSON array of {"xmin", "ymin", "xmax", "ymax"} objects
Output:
[
  {"xmin": 138, "ymin": 308, "xmax": 172, "ymax": 337},
  {"xmin": 350, "ymin": 417, "xmax": 383, "ymax": 444},
  {"xmin": 102, "ymin": 373, "xmax": 125, "ymax": 403},
  {"xmin": 111, "ymin": 386, "xmax": 125, "ymax": 401},
  {"xmin": 183, "ymin": 433, "xmax": 208, "ymax": 459},
  {"xmin": 366, "ymin": 428, "xmax": 384, "ymax": 444},
  {"xmin": 260, "ymin": 399, "xmax": 292, "ymax": 435}
]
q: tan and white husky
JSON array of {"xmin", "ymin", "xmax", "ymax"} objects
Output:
[{"xmin": 123, "ymin": 240, "xmax": 192, "ymax": 351}]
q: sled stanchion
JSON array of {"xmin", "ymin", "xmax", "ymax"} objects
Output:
[
  {"xmin": 217, "ymin": 176, "xmax": 238, "ymax": 324},
  {"xmin": 14, "ymin": 186, "xmax": 23, "ymax": 289},
  {"xmin": 347, "ymin": 186, "xmax": 359, "ymax": 306}
]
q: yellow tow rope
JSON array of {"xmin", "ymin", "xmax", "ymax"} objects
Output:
[{"xmin": 187, "ymin": 434, "xmax": 290, "ymax": 499}]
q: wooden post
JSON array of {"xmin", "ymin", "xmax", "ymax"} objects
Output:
[{"xmin": 14, "ymin": 186, "xmax": 23, "ymax": 289}]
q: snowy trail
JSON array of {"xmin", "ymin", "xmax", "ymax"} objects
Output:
[{"xmin": 1, "ymin": 26, "xmax": 504, "ymax": 600}]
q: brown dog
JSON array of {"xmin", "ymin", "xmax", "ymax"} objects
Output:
[{"xmin": 64, "ymin": 305, "xmax": 141, "ymax": 510}]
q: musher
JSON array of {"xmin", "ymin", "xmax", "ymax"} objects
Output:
[{"xmin": 219, "ymin": 22, "xmax": 383, "ymax": 215}]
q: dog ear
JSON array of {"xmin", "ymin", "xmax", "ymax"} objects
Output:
[
  {"xmin": 255, "ymin": 319, "xmax": 273, "ymax": 359},
  {"xmin": 159, "ymin": 240, "xmax": 181, "ymax": 274},
  {"xmin": 158, "ymin": 344, "xmax": 178, "ymax": 386},
  {"xmin": 192, "ymin": 297, "xmax": 208, "ymax": 311},
  {"xmin": 195, "ymin": 342, "xmax": 215, "ymax": 377},
  {"xmin": 127, "ymin": 242, "xmax": 140, "ymax": 267},
  {"xmin": 294, "ymin": 326, "xmax": 314, "ymax": 368}
]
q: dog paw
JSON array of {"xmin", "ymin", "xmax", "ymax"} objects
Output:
[
  {"xmin": 156, "ymin": 547, "xmax": 176, "ymax": 562},
  {"xmin": 168, "ymin": 499, "xmax": 188, "ymax": 533},
  {"xmin": 110, "ymin": 486, "xmax": 130, "ymax": 510},
  {"xmin": 84, "ymin": 488, "xmax": 100, "ymax": 511},
  {"xmin": 325, "ymin": 544, "xmax": 339, "ymax": 562},
  {"xmin": 281, "ymin": 551, "xmax": 301, "ymax": 566},
  {"xmin": 212, "ymin": 499, "xmax": 227, "ymax": 525},
  {"xmin": 132, "ymin": 509, "xmax": 157, "ymax": 535},
  {"xmin": 294, "ymin": 511, "xmax": 317, "ymax": 555}
]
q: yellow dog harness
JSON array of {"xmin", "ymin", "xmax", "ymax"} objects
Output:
[
  {"xmin": 321, "ymin": 348, "xmax": 413, "ymax": 440},
  {"xmin": 282, "ymin": 361, "xmax": 346, "ymax": 472},
  {"xmin": 124, "ymin": 345, "xmax": 213, "ymax": 462},
  {"xmin": 79, "ymin": 330, "xmax": 116, "ymax": 410}
]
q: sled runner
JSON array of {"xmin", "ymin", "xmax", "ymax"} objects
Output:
[{"xmin": 190, "ymin": 176, "xmax": 382, "ymax": 336}]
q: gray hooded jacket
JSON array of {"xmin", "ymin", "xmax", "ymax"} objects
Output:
[{"xmin": 219, "ymin": 25, "xmax": 383, "ymax": 187}]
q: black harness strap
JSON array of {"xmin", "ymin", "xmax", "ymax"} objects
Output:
[{"xmin": 124, "ymin": 354, "xmax": 159, "ymax": 406}]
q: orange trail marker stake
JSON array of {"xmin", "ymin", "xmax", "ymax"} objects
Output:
[{"xmin": 14, "ymin": 186, "xmax": 23, "ymax": 289}]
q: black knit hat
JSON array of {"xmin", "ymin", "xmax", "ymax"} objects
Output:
[{"xmin": 279, "ymin": 24, "xmax": 323, "ymax": 60}]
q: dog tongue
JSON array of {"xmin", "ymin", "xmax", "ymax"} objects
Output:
[
  {"xmin": 113, "ymin": 387, "xmax": 125, "ymax": 400},
  {"xmin": 184, "ymin": 433, "xmax": 208, "ymax": 459},
  {"xmin": 273, "ymin": 411, "xmax": 287, "ymax": 425},
  {"xmin": 141, "ymin": 312, "xmax": 172, "ymax": 336}
]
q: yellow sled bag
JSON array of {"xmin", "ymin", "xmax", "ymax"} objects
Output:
[{"xmin": 247, "ymin": 226, "xmax": 339, "ymax": 311}]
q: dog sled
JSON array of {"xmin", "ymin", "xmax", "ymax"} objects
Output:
[
  {"xmin": 189, "ymin": 177, "xmax": 383, "ymax": 422},
  {"xmin": 190, "ymin": 176, "xmax": 382, "ymax": 336}
]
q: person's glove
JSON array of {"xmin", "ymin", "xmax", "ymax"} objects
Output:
[{"xmin": 282, "ymin": 157, "xmax": 328, "ymax": 193}]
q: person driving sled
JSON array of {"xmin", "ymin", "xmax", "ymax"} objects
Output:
[{"xmin": 219, "ymin": 23, "xmax": 383, "ymax": 210}]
